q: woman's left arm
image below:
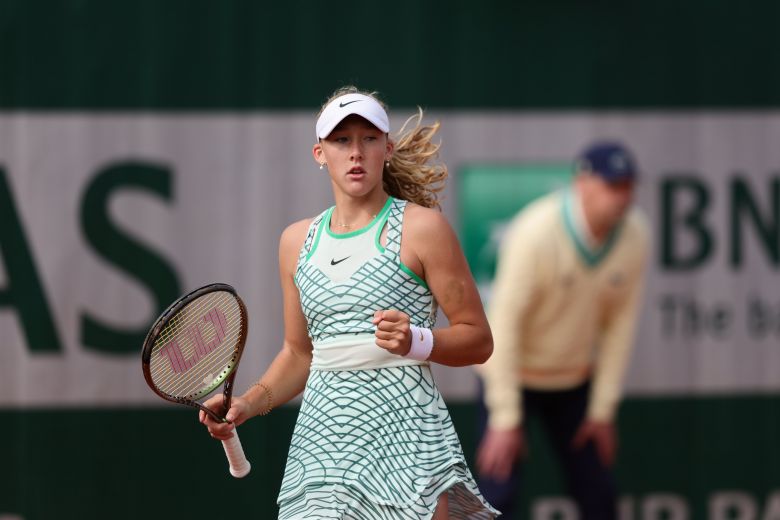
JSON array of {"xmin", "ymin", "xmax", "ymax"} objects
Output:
[{"xmin": 403, "ymin": 204, "xmax": 493, "ymax": 366}]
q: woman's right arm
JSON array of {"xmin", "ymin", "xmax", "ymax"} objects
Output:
[{"xmin": 200, "ymin": 219, "xmax": 313, "ymax": 439}]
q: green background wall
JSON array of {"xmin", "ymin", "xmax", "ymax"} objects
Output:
[{"xmin": 3, "ymin": 0, "xmax": 780, "ymax": 110}]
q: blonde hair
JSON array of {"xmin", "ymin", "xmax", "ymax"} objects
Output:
[{"xmin": 318, "ymin": 86, "xmax": 448, "ymax": 209}]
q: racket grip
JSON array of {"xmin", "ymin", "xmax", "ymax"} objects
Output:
[{"xmin": 222, "ymin": 429, "xmax": 251, "ymax": 478}]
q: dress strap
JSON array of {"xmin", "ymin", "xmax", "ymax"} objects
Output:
[
  {"xmin": 382, "ymin": 198, "xmax": 406, "ymax": 262},
  {"xmin": 297, "ymin": 207, "xmax": 331, "ymax": 268}
]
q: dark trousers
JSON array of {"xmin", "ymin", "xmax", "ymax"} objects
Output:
[{"xmin": 476, "ymin": 381, "xmax": 618, "ymax": 520}]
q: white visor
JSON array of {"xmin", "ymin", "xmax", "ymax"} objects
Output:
[{"xmin": 315, "ymin": 93, "xmax": 390, "ymax": 139}]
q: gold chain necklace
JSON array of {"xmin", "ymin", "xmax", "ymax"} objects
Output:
[
  {"xmin": 334, "ymin": 213, "xmax": 377, "ymax": 228},
  {"xmin": 333, "ymin": 198, "xmax": 387, "ymax": 228}
]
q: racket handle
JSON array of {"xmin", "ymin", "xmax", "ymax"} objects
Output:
[{"xmin": 222, "ymin": 429, "xmax": 251, "ymax": 478}]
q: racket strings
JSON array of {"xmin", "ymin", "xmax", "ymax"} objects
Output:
[
  {"xmin": 149, "ymin": 291, "xmax": 244, "ymax": 399},
  {"xmin": 150, "ymin": 294, "xmax": 240, "ymax": 375},
  {"xmin": 154, "ymin": 320, "xmax": 241, "ymax": 398},
  {"xmin": 150, "ymin": 298, "xmax": 242, "ymax": 397}
]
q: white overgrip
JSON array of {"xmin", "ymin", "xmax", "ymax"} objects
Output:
[{"xmin": 222, "ymin": 430, "xmax": 251, "ymax": 478}]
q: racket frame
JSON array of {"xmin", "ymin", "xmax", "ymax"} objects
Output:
[{"xmin": 141, "ymin": 282, "xmax": 248, "ymax": 423}]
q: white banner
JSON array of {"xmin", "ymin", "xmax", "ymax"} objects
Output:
[{"xmin": 1, "ymin": 112, "xmax": 779, "ymax": 406}]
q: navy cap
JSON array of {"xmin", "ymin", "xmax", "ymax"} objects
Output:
[{"xmin": 576, "ymin": 141, "xmax": 638, "ymax": 183}]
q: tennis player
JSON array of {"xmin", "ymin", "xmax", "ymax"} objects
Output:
[
  {"xmin": 475, "ymin": 141, "xmax": 650, "ymax": 519},
  {"xmin": 201, "ymin": 86, "xmax": 499, "ymax": 519}
]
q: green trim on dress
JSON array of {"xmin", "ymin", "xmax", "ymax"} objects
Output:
[{"xmin": 325, "ymin": 196, "xmax": 394, "ymax": 239}]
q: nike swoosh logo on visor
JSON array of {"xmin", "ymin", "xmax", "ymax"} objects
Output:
[
  {"xmin": 330, "ymin": 256, "xmax": 350, "ymax": 265},
  {"xmin": 339, "ymin": 100, "xmax": 360, "ymax": 108}
]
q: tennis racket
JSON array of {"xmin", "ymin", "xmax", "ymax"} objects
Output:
[{"xmin": 141, "ymin": 282, "xmax": 251, "ymax": 478}]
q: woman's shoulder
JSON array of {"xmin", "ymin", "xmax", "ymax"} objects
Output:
[
  {"xmin": 401, "ymin": 201, "xmax": 454, "ymax": 241},
  {"xmin": 403, "ymin": 200, "xmax": 448, "ymax": 222},
  {"xmin": 283, "ymin": 216, "xmax": 314, "ymax": 234},
  {"xmin": 279, "ymin": 217, "xmax": 315, "ymax": 255}
]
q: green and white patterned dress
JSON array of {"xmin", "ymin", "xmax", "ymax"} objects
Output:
[{"xmin": 277, "ymin": 197, "xmax": 499, "ymax": 519}]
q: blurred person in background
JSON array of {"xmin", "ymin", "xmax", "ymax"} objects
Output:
[
  {"xmin": 475, "ymin": 141, "xmax": 650, "ymax": 519},
  {"xmin": 201, "ymin": 85, "xmax": 499, "ymax": 519}
]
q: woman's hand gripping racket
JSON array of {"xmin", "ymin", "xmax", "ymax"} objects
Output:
[{"xmin": 141, "ymin": 283, "xmax": 252, "ymax": 478}]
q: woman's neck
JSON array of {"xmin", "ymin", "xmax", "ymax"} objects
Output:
[{"xmin": 331, "ymin": 191, "xmax": 389, "ymax": 230}]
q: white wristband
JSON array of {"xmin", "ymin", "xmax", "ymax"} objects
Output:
[{"xmin": 406, "ymin": 325, "xmax": 434, "ymax": 361}]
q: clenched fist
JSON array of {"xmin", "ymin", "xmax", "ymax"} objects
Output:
[{"xmin": 372, "ymin": 309, "xmax": 412, "ymax": 356}]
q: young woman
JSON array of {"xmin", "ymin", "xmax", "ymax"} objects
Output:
[{"xmin": 201, "ymin": 86, "xmax": 498, "ymax": 519}]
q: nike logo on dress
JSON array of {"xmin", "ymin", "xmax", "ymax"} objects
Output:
[
  {"xmin": 330, "ymin": 256, "xmax": 351, "ymax": 265},
  {"xmin": 339, "ymin": 100, "xmax": 360, "ymax": 108}
]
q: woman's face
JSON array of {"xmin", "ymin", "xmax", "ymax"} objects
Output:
[{"xmin": 313, "ymin": 115, "xmax": 393, "ymax": 198}]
